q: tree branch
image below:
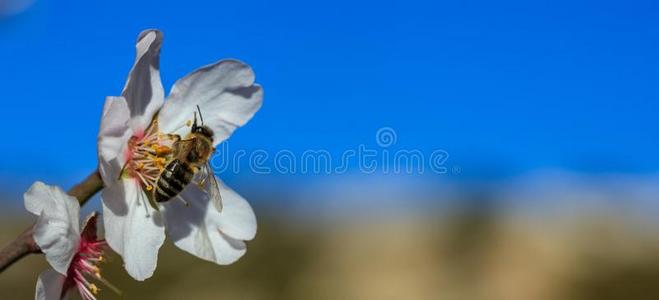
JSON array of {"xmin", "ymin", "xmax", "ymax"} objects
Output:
[{"xmin": 0, "ymin": 170, "xmax": 103, "ymax": 273}]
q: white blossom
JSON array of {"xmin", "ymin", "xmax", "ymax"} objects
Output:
[
  {"xmin": 25, "ymin": 182, "xmax": 115, "ymax": 300},
  {"xmin": 97, "ymin": 29, "xmax": 261, "ymax": 280}
]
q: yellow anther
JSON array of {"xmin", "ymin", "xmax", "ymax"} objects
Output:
[
  {"xmin": 98, "ymin": 256, "xmax": 105, "ymax": 262},
  {"xmin": 155, "ymin": 145, "xmax": 172, "ymax": 156},
  {"xmin": 146, "ymin": 185, "xmax": 153, "ymax": 191},
  {"xmin": 89, "ymin": 283, "xmax": 99, "ymax": 294},
  {"xmin": 155, "ymin": 157, "xmax": 167, "ymax": 167},
  {"xmin": 186, "ymin": 120, "xmax": 192, "ymax": 127},
  {"xmin": 137, "ymin": 162, "xmax": 145, "ymax": 170},
  {"xmin": 95, "ymin": 271, "xmax": 102, "ymax": 278}
]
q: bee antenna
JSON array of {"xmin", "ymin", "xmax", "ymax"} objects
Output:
[{"xmin": 196, "ymin": 105, "xmax": 204, "ymax": 126}]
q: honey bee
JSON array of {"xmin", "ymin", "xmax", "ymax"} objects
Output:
[{"xmin": 151, "ymin": 106, "xmax": 223, "ymax": 210}]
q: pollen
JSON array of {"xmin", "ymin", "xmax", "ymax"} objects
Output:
[
  {"xmin": 155, "ymin": 145, "xmax": 172, "ymax": 156},
  {"xmin": 89, "ymin": 283, "xmax": 99, "ymax": 295},
  {"xmin": 146, "ymin": 185, "xmax": 153, "ymax": 191},
  {"xmin": 154, "ymin": 157, "xmax": 167, "ymax": 167}
]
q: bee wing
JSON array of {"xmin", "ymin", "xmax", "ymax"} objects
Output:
[
  {"xmin": 197, "ymin": 162, "xmax": 223, "ymax": 212},
  {"xmin": 207, "ymin": 163, "xmax": 223, "ymax": 212}
]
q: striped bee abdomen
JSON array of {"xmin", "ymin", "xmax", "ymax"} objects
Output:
[{"xmin": 155, "ymin": 159, "xmax": 194, "ymax": 203}]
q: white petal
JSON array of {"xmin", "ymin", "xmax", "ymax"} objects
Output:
[
  {"xmin": 122, "ymin": 196, "xmax": 165, "ymax": 281},
  {"xmin": 35, "ymin": 269, "xmax": 66, "ymax": 300},
  {"xmin": 158, "ymin": 60, "xmax": 263, "ymax": 145},
  {"xmin": 97, "ymin": 96, "xmax": 132, "ymax": 186},
  {"xmin": 213, "ymin": 179, "xmax": 257, "ymax": 241},
  {"xmin": 122, "ymin": 29, "xmax": 165, "ymax": 132},
  {"xmin": 101, "ymin": 179, "xmax": 165, "ymax": 280},
  {"xmin": 163, "ymin": 182, "xmax": 253, "ymax": 265},
  {"xmin": 207, "ymin": 231, "xmax": 247, "ymax": 265},
  {"xmin": 24, "ymin": 182, "xmax": 80, "ymax": 275},
  {"xmin": 101, "ymin": 180, "xmax": 130, "ymax": 256},
  {"xmin": 162, "ymin": 186, "xmax": 209, "ymax": 259}
]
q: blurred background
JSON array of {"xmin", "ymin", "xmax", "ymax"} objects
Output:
[{"xmin": 1, "ymin": 0, "xmax": 659, "ymax": 299}]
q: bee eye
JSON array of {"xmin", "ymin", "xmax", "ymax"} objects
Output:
[{"xmin": 187, "ymin": 150, "xmax": 199, "ymax": 162}]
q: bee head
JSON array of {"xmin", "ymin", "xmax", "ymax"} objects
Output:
[
  {"xmin": 192, "ymin": 105, "xmax": 214, "ymax": 139},
  {"xmin": 192, "ymin": 125, "xmax": 214, "ymax": 139}
]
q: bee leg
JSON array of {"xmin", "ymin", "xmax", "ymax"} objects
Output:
[
  {"xmin": 197, "ymin": 176, "xmax": 208, "ymax": 189},
  {"xmin": 176, "ymin": 195, "xmax": 190, "ymax": 207},
  {"xmin": 147, "ymin": 192, "xmax": 160, "ymax": 211}
]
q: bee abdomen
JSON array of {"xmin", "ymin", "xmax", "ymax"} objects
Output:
[{"xmin": 155, "ymin": 159, "xmax": 193, "ymax": 203}]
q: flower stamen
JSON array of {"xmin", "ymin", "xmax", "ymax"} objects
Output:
[
  {"xmin": 122, "ymin": 119, "xmax": 177, "ymax": 199},
  {"xmin": 64, "ymin": 237, "xmax": 120, "ymax": 300}
]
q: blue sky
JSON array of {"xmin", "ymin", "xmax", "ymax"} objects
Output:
[{"xmin": 0, "ymin": 0, "xmax": 658, "ymax": 191}]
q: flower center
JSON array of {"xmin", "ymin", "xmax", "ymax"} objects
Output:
[
  {"xmin": 63, "ymin": 238, "xmax": 119, "ymax": 300},
  {"xmin": 122, "ymin": 119, "xmax": 176, "ymax": 192}
]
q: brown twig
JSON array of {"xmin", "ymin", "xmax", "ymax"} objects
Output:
[{"xmin": 0, "ymin": 170, "xmax": 103, "ymax": 273}]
